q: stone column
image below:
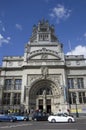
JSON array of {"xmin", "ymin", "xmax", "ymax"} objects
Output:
[
  {"xmin": 43, "ymin": 90, "xmax": 46, "ymax": 111},
  {"xmin": 10, "ymin": 92, "xmax": 14, "ymax": 109},
  {"xmin": 25, "ymin": 86, "xmax": 30, "ymax": 112},
  {"xmin": 36, "ymin": 99, "xmax": 39, "ymax": 110},
  {"xmin": 76, "ymin": 92, "xmax": 79, "ymax": 104},
  {"xmin": 10, "ymin": 78, "xmax": 15, "ymax": 109}
]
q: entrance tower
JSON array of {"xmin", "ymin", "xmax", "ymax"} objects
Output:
[{"xmin": 22, "ymin": 19, "xmax": 67, "ymax": 113}]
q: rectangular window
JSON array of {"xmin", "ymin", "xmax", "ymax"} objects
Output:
[
  {"xmin": 14, "ymin": 79, "xmax": 22, "ymax": 90},
  {"xmin": 77, "ymin": 78, "xmax": 84, "ymax": 89},
  {"xmin": 4, "ymin": 79, "xmax": 12, "ymax": 90},
  {"xmin": 78, "ymin": 92, "xmax": 86, "ymax": 104},
  {"xmin": 67, "ymin": 78, "xmax": 74, "ymax": 89},
  {"xmin": 3, "ymin": 93, "xmax": 10, "ymax": 105},
  {"xmin": 46, "ymin": 99, "xmax": 51, "ymax": 105},
  {"xmin": 69, "ymin": 92, "xmax": 76, "ymax": 104},
  {"xmin": 13, "ymin": 93, "xmax": 21, "ymax": 105},
  {"xmin": 39, "ymin": 99, "xmax": 43, "ymax": 105}
]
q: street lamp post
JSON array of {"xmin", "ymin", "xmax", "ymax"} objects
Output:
[{"xmin": 74, "ymin": 92, "xmax": 79, "ymax": 118}]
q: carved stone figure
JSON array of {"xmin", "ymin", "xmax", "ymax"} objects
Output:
[{"xmin": 41, "ymin": 67, "xmax": 48, "ymax": 78}]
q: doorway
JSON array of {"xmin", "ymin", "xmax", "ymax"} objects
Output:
[
  {"xmin": 39, "ymin": 99, "xmax": 43, "ymax": 111},
  {"xmin": 47, "ymin": 105, "xmax": 51, "ymax": 113},
  {"xmin": 38, "ymin": 99, "xmax": 51, "ymax": 113},
  {"xmin": 46, "ymin": 99, "xmax": 51, "ymax": 113}
]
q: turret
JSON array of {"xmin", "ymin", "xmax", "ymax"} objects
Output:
[{"xmin": 30, "ymin": 19, "xmax": 58, "ymax": 43}]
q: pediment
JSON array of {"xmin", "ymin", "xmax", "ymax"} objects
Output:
[
  {"xmin": 27, "ymin": 48, "xmax": 61, "ymax": 60},
  {"xmin": 30, "ymin": 53, "xmax": 60, "ymax": 60}
]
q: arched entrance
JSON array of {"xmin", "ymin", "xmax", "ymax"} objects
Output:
[
  {"xmin": 36, "ymin": 87, "xmax": 52, "ymax": 113},
  {"xmin": 29, "ymin": 79, "xmax": 60, "ymax": 113}
]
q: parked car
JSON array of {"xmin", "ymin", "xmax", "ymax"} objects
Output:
[
  {"xmin": 64, "ymin": 112, "xmax": 74, "ymax": 117},
  {"xmin": 9, "ymin": 113, "xmax": 29, "ymax": 121},
  {"xmin": 32, "ymin": 111, "xmax": 48, "ymax": 121},
  {"xmin": 48, "ymin": 113, "xmax": 75, "ymax": 123},
  {"xmin": 0, "ymin": 114, "xmax": 17, "ymax": 122}
]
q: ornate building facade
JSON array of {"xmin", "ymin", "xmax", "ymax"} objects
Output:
[{"xmin": 0, "ymin": 19, "xmax": 86, "ymax": 114}]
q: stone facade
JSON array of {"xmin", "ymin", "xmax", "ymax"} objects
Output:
[{"xmin": 0, "ymin": 19, "xmax": 86, "ymax": 114}]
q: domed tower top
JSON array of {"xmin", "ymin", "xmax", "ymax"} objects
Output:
[{"xmin": 30, "ymin": 18, "xmax": 58, "ymax": 43}]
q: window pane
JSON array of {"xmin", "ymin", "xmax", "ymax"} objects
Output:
[
  {"xmin": 67, "ymin": 78, "xmax": 74, "ymax": 89},
  {"xmin": 3, "ymin": 93, "xmax": 10, "ymax": 105},
  {"xmin": 13, "ymin": 93, "xmax": 21, "ymax": 105},
  {"xmin": 78, "ymin": 92, "xmax": 86, "ymax": 104},
  {"xmin": 77, "ymin": 78, "xmax": 84, "ymax": 89},
  {"xmin": 69, "ymin": 92, "xmax": 76, "ymax": 104},
  {"xmin": 14, "ymin": 79, "xmax": 22, "ymax": 90},
  {"xmin": 4, "ymin": 79, "xmax": 12, "ymax": 90}
]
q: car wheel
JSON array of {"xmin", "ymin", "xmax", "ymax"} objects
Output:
[
  {"xmin": 24, "ymin": 118, "xmax": 27, "ymax": 121},
  {"xmin": 51, "ymin": 119, "xmax": 56, "ymax": 123},
  {"xmin": 10, "ymin": 119, "xmax": 14, "ymax": 122},
  {"xmin": 34, "ymin": 118, "xmax": 37, "ymax": 121},
  {"xmin": 68, "ymin": 118, "xmax": 72, "ymax": 123}
]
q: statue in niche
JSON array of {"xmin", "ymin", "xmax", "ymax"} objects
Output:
[
  {"xmin": 43, "ymin": 89, "xmax": 46, "ymax": 95},
  {"xmin": 41, "ymin": 66, "xmax": 48, "ymax": 78}
]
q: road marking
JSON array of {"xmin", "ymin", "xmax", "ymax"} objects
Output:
[{"xmin": 0, "ymin": 123, "xmax": 32, "ymax": 129}]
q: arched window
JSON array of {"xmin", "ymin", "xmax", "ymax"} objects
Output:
[{"xmin": 36, "ymin": 87, "xmax": 52, "ymax": 95}]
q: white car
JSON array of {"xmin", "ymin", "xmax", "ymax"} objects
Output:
[{"xmin": 48, "ymin": 113, "xmax": 75, "ymax": 123}]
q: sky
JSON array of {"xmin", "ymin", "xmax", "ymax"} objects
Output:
[{"xmin": 0, "ymin": 0, "xmax": 86, "ymax": 65}]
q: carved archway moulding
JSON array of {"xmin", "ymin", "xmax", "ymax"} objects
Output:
[
  {"xmin": 27, "ymin": 48, "xmax": 61, "ymax": 60},
  {"xmin": 28, "ymin": 74, "xmax": 61, "ymax": 87},
  {"xmin": 28, "ymin": 78, "xmax": 61, "ymax": 99}
]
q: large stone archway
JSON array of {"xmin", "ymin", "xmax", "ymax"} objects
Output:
[{"xmin": 28, "ymin": 79, "xmax": 61, "ymax": 113}]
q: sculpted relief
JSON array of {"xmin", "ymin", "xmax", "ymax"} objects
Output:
[
  {"xmin": 28, "ymin": 71, "xmax": 61, "ymax": 87},
  {"xmin": 41, "ymin": 66, "xmax": 48, "ymax": 78},
  {"xmin": 29, "ymin": 75, "xmax": 41, "ymax": 84},
  {"xmin": 48, "ymin": 75, "xmax": 61, "ymax": 85}
]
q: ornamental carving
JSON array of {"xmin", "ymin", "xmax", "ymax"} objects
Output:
[
  {"xmin": 41, "ymin": 66, "xmax": 48, "ymax": 78},
  {"xmin": 41, "ymin": 54, "xmax": 48, "ymax": 59},
  {"xmin": 48, "ymin": 75, "xmax": 60, "ymax": 85},
  {"xmin": 29, "ymin": 75, "xmax": 41, "ymax": 84},
  {"xmin": 27, "ymin": 48, "xmax": 60, "ymax": 60}
]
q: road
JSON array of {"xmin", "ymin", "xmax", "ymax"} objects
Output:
[{"xmin": 0, "ymin": 118, "xmax": 86, "ymax": 130}]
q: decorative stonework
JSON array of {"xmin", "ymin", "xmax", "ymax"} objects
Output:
[
  {"xmin": 8, "ymin": 61, "xmax": 13, "ymax": 66},
  {"xmin": 54, "ymin": 91, "xmax": 61, "ymax": 97},
  {"xmin": 28, "ymin": 73, "xmax": 61, "ymax": 89},
  {"xmin": 41, "ymin": 66, "xmax": 48, "ymax": 78},
  {"xmin": 29, "ymin": 75, "xmax": 41, "ymax": 84},
  {"xmin": 30, "ymin": 19, "xmax": 57, "ymax": 43},
  {"xmin": 18, "ymin": 61, "xmax": 23, "ymax": 66},
  {"xmin": 47, "ymin": 75, "xmax": 60, "ymax": 85},
  {"xmin": 41, "ymin": 54, "xmax": 48, "ymax": 59},
  {"xmin": 27, "ymin": 48, "xmax": 60, "ymax": 60}
]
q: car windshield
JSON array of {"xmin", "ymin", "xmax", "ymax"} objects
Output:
[
  {"xmin": 33, "ymin": 112, "xmax": 47, "ymax": 117},
  {"xmin": 54, "ymin": 113, "xmax": 67, "ymax": 117}
]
